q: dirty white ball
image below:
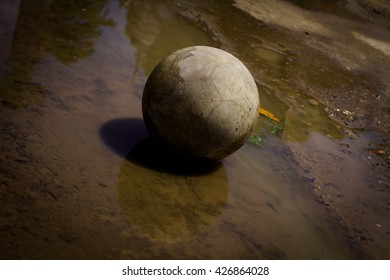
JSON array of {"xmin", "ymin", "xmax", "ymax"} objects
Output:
[{"xmin": 142, "ymin": 46, "xmax": 259, "ymax": 161}]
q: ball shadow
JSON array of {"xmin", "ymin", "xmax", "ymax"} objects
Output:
[
  {"xmin": 99, "ymin": 118, "xmax": 149, "ymax": 158},
  {"xmin": 127, "ymin": 138, "xmax": 222, "ymax": 176},
  {"xmin": 100, "ymin": 118, "xmax": 222, "ymax": 176}
]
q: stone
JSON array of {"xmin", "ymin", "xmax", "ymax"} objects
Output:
[
  {"xmin": 142, "ymin": 46, "xmax": 260, "ymax": 161},
  {"xmin": 308, "ymin": 98, "xmax": 319, "ymax": 106}
]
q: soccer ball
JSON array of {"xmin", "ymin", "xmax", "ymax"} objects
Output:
[{"xmin": 142, "ymin": 46, "xmax": 259, "ymax": 161}]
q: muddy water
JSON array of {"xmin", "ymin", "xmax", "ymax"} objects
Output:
[{"xmin": 1, "ymin": 0, "xmax": 389, "ymax": 259}]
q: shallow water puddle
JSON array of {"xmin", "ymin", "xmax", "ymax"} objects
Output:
[{"xmin": 1, "ymin": 0, "xmax": 389, "ymax": 259}]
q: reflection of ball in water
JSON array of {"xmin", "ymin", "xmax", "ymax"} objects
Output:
[
  {"xmin": 117, "ymin": 139, "xmax": 228, "ymax": 242},
  {"xmin": 142, "ymin": 46, "xmax": 260, "ymax": 161}
]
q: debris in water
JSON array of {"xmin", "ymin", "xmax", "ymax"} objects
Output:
[{"xmin": 259, "ymin": 107, "xmax": 280, "ymax": 122}]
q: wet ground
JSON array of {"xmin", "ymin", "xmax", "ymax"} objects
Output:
[{"xmin": 0, "ymin": 0, "xmax": 390, "ymax": 259}]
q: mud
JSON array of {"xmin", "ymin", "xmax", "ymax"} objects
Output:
[
  {"xmin": 176, "ymin": 0, "xmax": 390, "ymax": 258},
  {"xmin": 1, "ymin": 0, "xmax": 390, "ymax": 259}
]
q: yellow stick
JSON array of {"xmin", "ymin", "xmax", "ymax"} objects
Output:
[{"xmin": 258, "ymin": 108, "xmax": 280, "ymax": 122}]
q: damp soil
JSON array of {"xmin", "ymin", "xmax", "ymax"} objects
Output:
[{"xmin": 1, "ymin": 0, "xmax": 390, "ymax": 259}]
